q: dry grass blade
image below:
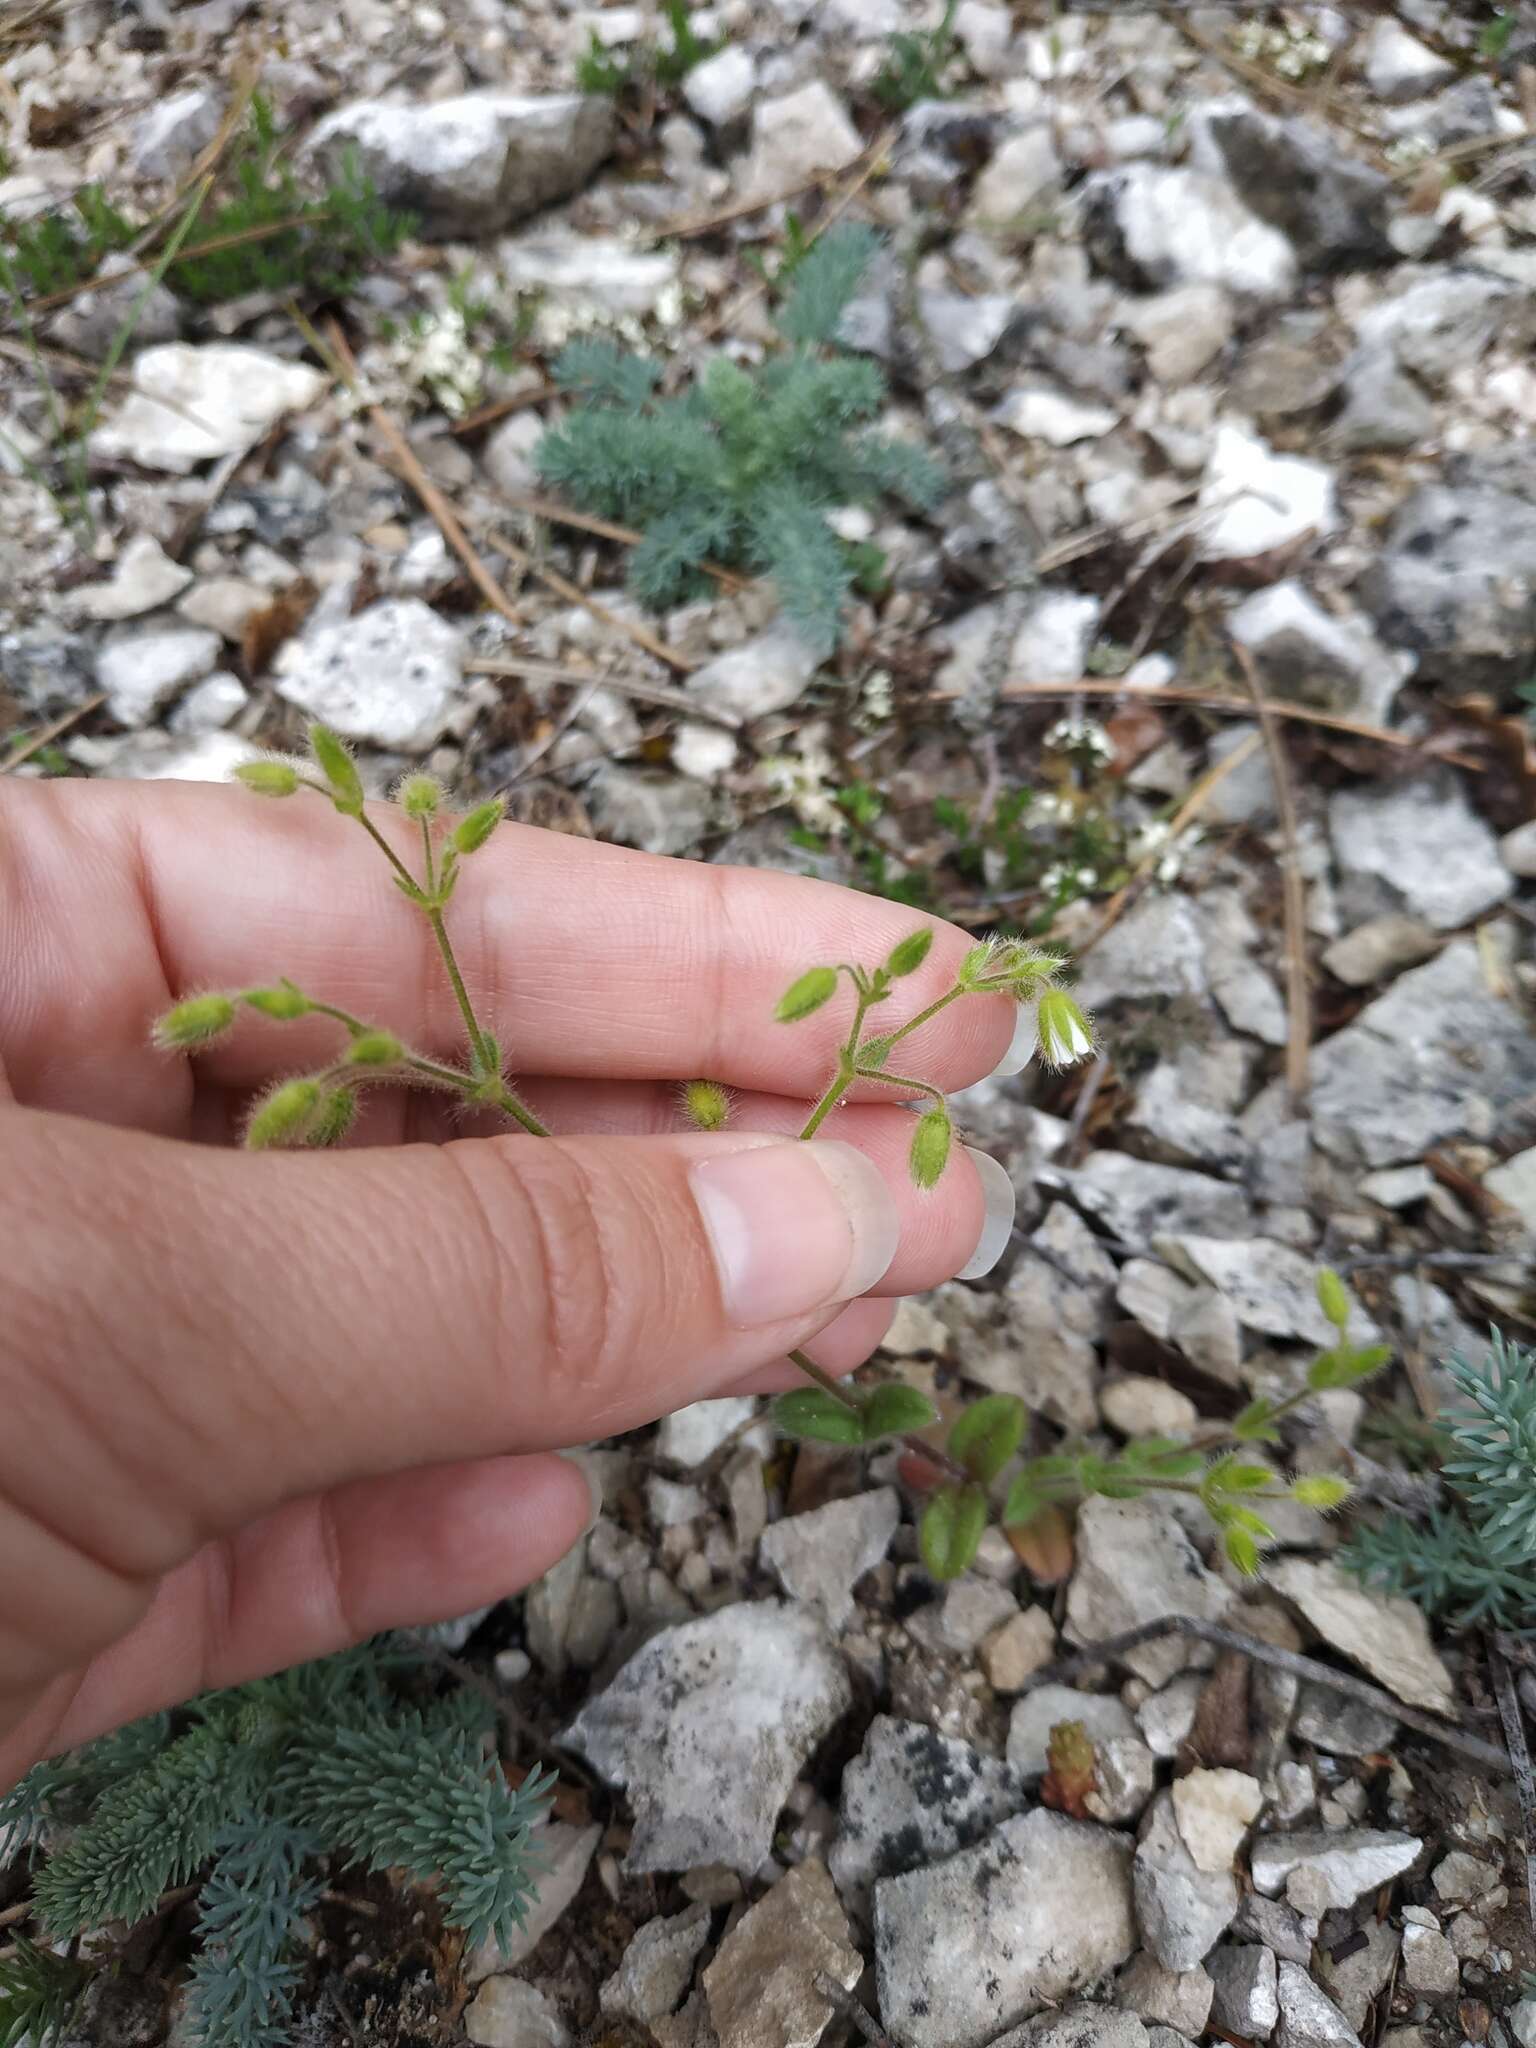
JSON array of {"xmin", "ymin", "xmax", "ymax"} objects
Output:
[
  {"xmin": 1489, "ymin": 1635, "xmax": 1536, "ymax": 1951},
  {"xmin": 952, "ymin": 675, "xmax": 1455, "ymax": 756},
  {"xmin": 319, "ymin": 316, "xmax": 525, "ymax": 633},
  {"xmin": 0, "ymin": 691, "xmax": 106, "ymax": 773},
  {"xmin": 15, "ymin": 210, "xmax": 321, "ymax": 324},
  {"xmin": 661, "ymin": 124, "xmax": 896, "ymax": 241},
  {"xmin": 1232, "ymin": 639, "xmax": 1311, "ymax": 1101},
  {"xmin": 485, "ymin": 531, "xmax": 696, "ymax": 674},
  {"xmin": 1069, "ymin": 727, "xmax": 1264, "ymax": 957},
  {"xmin": 318, "ymin": 318, "xmax": 697, "ymax": 670},
  {"xmin": 465, "ymin": 653, "xmax": 736, "ymax": 728},
  {"xmin": 0, "ymin": 0, "xmax": 64, "ymax": 41},
  {"xmin": 491, "ymin": 489, "xmax": 754, "ymax": 593},
  {"xmin": 1022, "ymin": 1616, "xmax": 1512, "ymax": 1773}
]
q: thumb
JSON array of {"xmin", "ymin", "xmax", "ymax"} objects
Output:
[{"xmin": 3, "ymin": 1103, "xmax": 899, "ymax": 1584}]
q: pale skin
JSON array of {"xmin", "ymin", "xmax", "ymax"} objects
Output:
[{"xmin": 0, "ymin": 778, "xmax": 1017, "ymax": 1792}]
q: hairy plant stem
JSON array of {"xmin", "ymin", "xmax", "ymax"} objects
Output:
[{"xmin": 348, "ymin": 808, "xmax": 551, "ymax": 1139}]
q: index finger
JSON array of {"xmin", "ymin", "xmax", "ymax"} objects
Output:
[{"xmin": 8, "ymin": 779, "xmax": 1021, "ymax": 1107}]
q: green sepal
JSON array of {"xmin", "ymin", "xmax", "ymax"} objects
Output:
[
  {"xmin": 308, "ymin": 1087, "xmax": 359, "ymax": 1147},
  {"xmin": 948, "ymin": 1394, "xmax": 1025, "ymax": 1483}
]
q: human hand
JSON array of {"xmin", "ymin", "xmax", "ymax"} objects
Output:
[{"xmin": 0, "ymin": 777, "xmax": 1021, "ymax": 1788}]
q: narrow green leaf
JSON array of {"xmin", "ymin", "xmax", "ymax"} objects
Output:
[
  {"xmin": 863, "ymin": 1384, "xmax": 939, "ymax": 1439},
  {"xmin": 919, "ymin": 1483, "xmax": 989, "ymax": 1580},
  {"xmin": 773, "ymin": 1388, "xmax": 866, "ymax": 1446},
  {"xmin": 1002, "ymin": 1476, "xmax": 1044, "ymax": 1528},
  {"xmin": 1233, "ymin": 1398, "xmax": 1279, "ymax": 1442},
  {"xmin": 948, "ymin": 1394, "xmax": 1025, "ymax": 1483}
]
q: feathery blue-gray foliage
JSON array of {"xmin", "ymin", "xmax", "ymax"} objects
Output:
[
  {"xmin": 0, "ymin": 1641, "xmax": 551, "ymax": 2048},
  {"xmin": 1344, "ymin": 1333, "xmax": 1536, "ymax": 1633},
  {"xmin": 536, "ymin": 225, "xmax": 943, "ymax": 655}
]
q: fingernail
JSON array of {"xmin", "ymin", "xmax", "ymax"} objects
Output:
[
  {"xmin": 987, "ymin": 1007, "xmax": 1036, "ymax": 1080},
  {"xmin": 956, "ymin": 1146, "xmax": 1016, "ymax": 1279},
  {"xmin": 560, "ymin": 1451, "xmax": 603, "ymax": 1538},
  {"xmin": 692, "ymin": 1140, "xmax": 900, "ymax": 1328}
]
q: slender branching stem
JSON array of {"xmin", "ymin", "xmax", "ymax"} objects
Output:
[
  {"xmin": 355, "ymin": 811, "xmax": 423, "ymax": 900},
  {"xmin": 877, "ymin": 983, "xmax": 966, "ymax": 1055},
  {"xmin": 853, "ymin": 1066, "xmax": 946, "ymax": 1108},
  {"xmin": 306, "ymin": 998, "xmax": 372, "ymax": 1038},
  {"xmin": 798, "ymin": 1055, "xmax": 855, "ymax": 1141},
  {"xmin": 419, "ymin": 817, "xmax": 436, "ymax": 896},
  {"xmin": 483, "ymin": 1078, "xmax": 551, "ymax": 1139}
]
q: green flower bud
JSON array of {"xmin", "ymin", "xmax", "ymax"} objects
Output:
[
  {"xmin": 153, "ymin": 993, "xmax": 237, "ymax": 1050},
  {"xmin": 232, "ymin": 758, "xmax": 299, "ymax": 798},
  {"xmin": 245, "ymin": 1078, "xmax": 323, "ymax": 1150},
  {"xmin": 1315, "ymin": 1267, "xmax": 1351, "ymax": 1332},
  {"xmin": 1224, "ymin": 1526, "xmax": 1261, "ymax": 1577},
  {"xmin": 1034, "ymin": 988, "xmax": 1095, "ymax": 1068},
  {"xmin": 680, "ymin": 1080, "xmax": 731, "ymax": 1132},
  {"xmin": 241, "ymin": 985, "xmax": 311, "ymax": 1021},
  {"xmin": 453, "ymin": 799, "xmax": 506, "ymax": 855},
  {"xmin": 398, "ymin": 773, "xmax": 444, "ymax": 819},
  {"xmin": 1290, "ymin": 1474, "xmax": 1352, "ymax": 1512},
  {"xmin": 775, "ymin": 966, "xmax": 838, "ymax": 1023},
  {"xmin": 957, "ymin": 942, "xmax": 996, "ymax": 990},
  {"xmin": 308, "ymin": 723, "xmax": 364, "ymax": 817},
  {"xmin": 345, "ymin": 1030, "xmax": 402, "ymax": 1067},
  {"xmin": 909, "ymin": 1108, "xmax": 953, "ymax": 1191},
  {"xmin": 308, "ymin": 1087, "xmax": 358, "ymax": 1148},
  {"xmin": 884, "ymin": 928, "xmax": 934, "ymax": 979}
]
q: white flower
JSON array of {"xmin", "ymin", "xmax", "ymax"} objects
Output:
[
  {"xmin": 1043, "ymin": 716, "xmax": 1113, "ymax": 762},
  {"xmin": 1035, "ymin": 989, "xmax": 1095, "ymax": 1068}
]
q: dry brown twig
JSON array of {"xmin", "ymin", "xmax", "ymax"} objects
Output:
[
  {"xmin": 0, "ymin": 691, "xmax": 107, "ymax": 774},
  {"xmin": 464, "ymin": 652, "xmax": 737, "ymax": 729},
  {"xmin": 318, "ymin": 315, "xmax": 527, "ymax": 636},
  {"xmin": 945, "ymin": 675, "xmax": 1452, "ymax": 757},
  {"xmin": 1489, "ymin": 1634, "xmax": 1536, "ymax": 1949},
  {"xmin": 485, "ymin": 532, "xmax": 696, "ymax": 674},
  {"xmin": 490, "ymin": 489, "xmax": 755, "ymax": 594},
  {"xmin": 1024, "ymin": 1617, "xmax": 1512, "ymax": 1774},
  {"xmin": 660, "ymin": 123, "xmax": 898, "ymax": 242},
  {"xmin": 1231, "ymin": 639, "xmax": 1311, "ymax": 1101},
  {"xmin": 1069, "ymin": 727, "xmax": 1264, "ymax": 956}
]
